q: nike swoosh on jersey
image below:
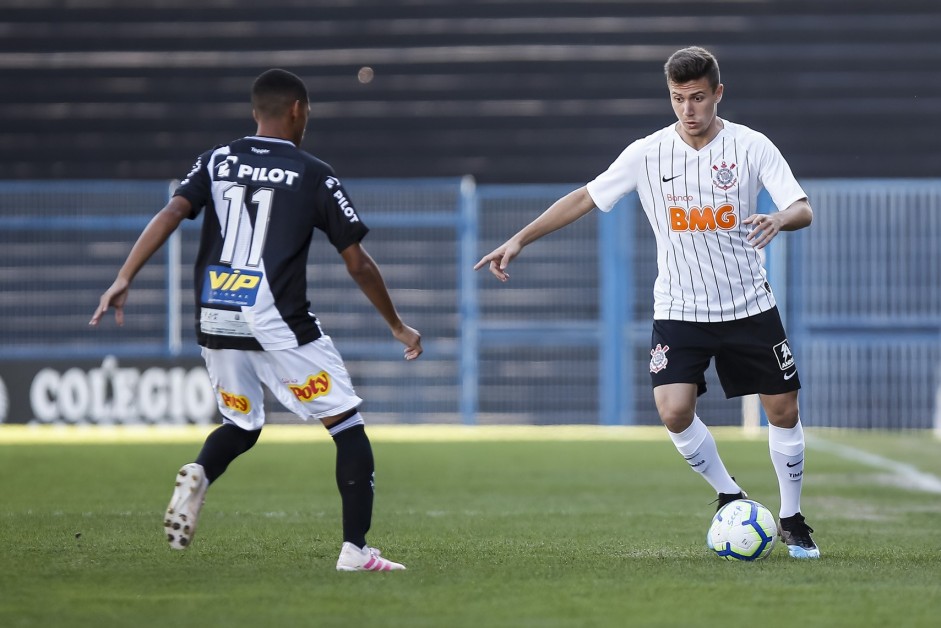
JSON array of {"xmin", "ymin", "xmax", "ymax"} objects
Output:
[
  {"xmin": 784, "ymin": 370, "xmax": 797, "ymax": 380},
  {"xmin": 661, "ymin": 174, "xmax": 682, "ymax": 182}
]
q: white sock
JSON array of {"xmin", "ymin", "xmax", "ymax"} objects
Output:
[
  {"xmin": 769, "ymin": 419, "xmax": 805, "ymax": 518},
  {"xmin": 668, "ymin": 415, "xmax": 741, "ymax": 495}
]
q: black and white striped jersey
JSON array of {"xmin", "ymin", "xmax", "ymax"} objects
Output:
[
  {"xmin": 586, "ymin": 119, "xmax": 806, "ymax": 322},
  {"xmin": 174, "ymin": 136, "xmax": 369, "ymax": 351}
]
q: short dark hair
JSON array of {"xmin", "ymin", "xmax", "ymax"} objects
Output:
[
  {"xmin": 251, "ymin": 69, "xmax": 309, "ymax": 119},
  {"xmin": 664, "ymin": 47, "xmax": 720, "ymax": 91}
]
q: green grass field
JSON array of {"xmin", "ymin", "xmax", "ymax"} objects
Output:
[{"xmin": 2, "ymin": 426, "xmax": 940, "ymax": 628}]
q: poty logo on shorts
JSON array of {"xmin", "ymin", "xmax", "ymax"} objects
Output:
[
  {"xmin": 650, "ymin": 344, "xmax": 670, "ymax": 373},
  {"xmin": 220, "ymin": 389, "xmax": 251, "ymax": 414},
  {"xmin": 288, "ymin": 371, "xmax": 332, "ymax": 401}
]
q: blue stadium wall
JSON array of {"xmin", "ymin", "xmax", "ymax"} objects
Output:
[{"xmin": 1, "ymin": 179, "xmax": 938, "ymax": 429}]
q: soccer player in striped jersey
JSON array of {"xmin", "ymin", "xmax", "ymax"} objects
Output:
[
  {"xmin": 476, "ymin": 47, "xmax": 819, "ymax": 559},
  {"xmin": 91, "ymin": 68, "xmax": 422, "ymax": 571}
]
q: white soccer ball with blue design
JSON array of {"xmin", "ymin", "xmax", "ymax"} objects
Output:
[{"xmin": 707, "ymin": 499, "xmax": 777, "ymax": 561}]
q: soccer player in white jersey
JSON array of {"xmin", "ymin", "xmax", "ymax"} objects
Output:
[
  {"xmin": 476, "ymin": 46, "xmax": 819, "ymax": 558},
  {"xmin": 91, "ymin": 69, "xmax": 422, "ymax": 571}
]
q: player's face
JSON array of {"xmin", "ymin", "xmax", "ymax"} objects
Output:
[{"xmin": 669, "ymin": 78, "xmax": 723, "ymax": 140}]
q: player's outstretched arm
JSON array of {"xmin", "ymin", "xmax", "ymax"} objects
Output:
[
  {"xmin": 89, "ymin": 196, "xmax": 192, "ymax": 327},
  {"xmin": 340, "ymin": 242, "xmax": 423, "ymax": 361},
  {"xmin": 474, "ymin": 186, "xmax": 596, "ymax": 281}
]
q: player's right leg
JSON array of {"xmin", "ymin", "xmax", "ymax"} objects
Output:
[
  {"xmin": 165, "ymin": 349, "xmax": 266, "ymax": 550},
  {"xmin": 650, "ymin": 321, "xmax": 744, "ymax": 501},
  {"xmin": 655, "ymin": 386, "xmax": 744, "ymax": 500}
]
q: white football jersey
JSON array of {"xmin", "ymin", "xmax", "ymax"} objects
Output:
[{"xmin": 586, "ymin": 119, "xmax": 807, "ymax": 322}]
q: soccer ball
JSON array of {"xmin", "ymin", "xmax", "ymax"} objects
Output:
[{"xmin": 707, "ymin": 499, "xmax": 777, "ymax": 561}]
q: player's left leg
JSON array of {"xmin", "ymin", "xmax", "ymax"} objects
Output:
[
  {"xmin": 762, "ymin": 391, "xmax": 819, "ymax": 559},
  {"xmin": 260, "ymin": 337, "xmax": 404, "ymax": 571},
  {"xmin": 324, "ymin": 410, "xmax": 404, "ymax": 571},
  {"xmin": 716, "ymin": 307, "xmax": 819, "ymax": 558}
]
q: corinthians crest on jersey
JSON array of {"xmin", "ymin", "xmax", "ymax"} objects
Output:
[{"xmin": 712, "ymin": 160, "xmax": 737, "ymax": 190}]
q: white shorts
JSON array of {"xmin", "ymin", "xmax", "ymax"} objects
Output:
[{"xmin": 201, "ymin": 336, "xmax": 363, "ymax": 431}]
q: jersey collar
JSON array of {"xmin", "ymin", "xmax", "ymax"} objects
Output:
[{"xmin": 245, "ymin": 135, "xmax": 296, "ymax": 147}]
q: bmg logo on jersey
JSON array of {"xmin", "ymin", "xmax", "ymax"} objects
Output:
[
  {"xmin": 202, "ymin": 265, "xmax": 263, "ymax": 307},
  {"xmin": 670, "ymin": 204, "xmax": 737, "ymax": 232},
  {"xmin": 288, "ymin": 371, "xmax": 332, "ymax": 402}
]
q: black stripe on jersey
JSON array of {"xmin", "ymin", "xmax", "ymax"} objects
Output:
[
  {"xmin": 684, "ymin": 150, "xmax": 714, "ymax": 321},
  {"xmin": 648, "ymin": 144, "xmax": 678, "ymax": 317},
  {"xmin": 710, "ymin": 140, "xmax": 742, "ymax": 320},
  {"xmin": 693, "ymin": 151, "xmax": 721, "ymax": 322},
  {"xmin": 668, "ymin": 139, "xmax": 698, "ymax": 319},
  {"xmin": 735, "ymin": 140, "xmax": 775, "ymax": 314}
]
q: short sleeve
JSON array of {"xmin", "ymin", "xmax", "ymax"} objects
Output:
[
  {"xmin": 173, "ymin": 150, "xmax": 214, "ymax": 219},
  {"xmin": 754, "ymin": 134, "xmax": 807, "ymax": 211},
  {"xmin": 314, "ymin": 172, "xmax": 370, "ymax": 252},
  {"xmin": 585, "ymin": 139, "xmax": 646, "ymax": 212}
]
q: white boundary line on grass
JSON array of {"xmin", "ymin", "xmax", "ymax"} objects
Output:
[{"xmin": 808, "ymin": 435, "xmax": 941, "ymax": 494}]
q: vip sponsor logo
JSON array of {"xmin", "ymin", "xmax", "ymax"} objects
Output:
[
  {"xmin": 773, "ymin": 339, "xmax": 795, "ymax": 370},
  {"xmin": 220, "ymin": 389, "xmax": 251, "ymax": 414},
  {"xmin": 24, "ymin": 356, "xmax": 215, "ymax": 425},
  {"xmin": 670, "ymin": 204, "xmax": 737, "ymax": 232},
  {"xmin": 649, "ymin": 344, "xmax": 670, "ymax": 373},
  {"xmin": 712, "ymin": 161, "xmax": 737, "ymax": 190},
  {"xmin": 288, "ymin": 371, "xmax": 332, "ymax": 401},
  {"xmin": 789, "ymin": 469, "xmax": 803, "ymax": 479},
  {"xmin": 667, "ymin": 194, "xmax": 694, "ymax": 203},
  {"xmin": 202, "ymin": 265, "xmax": 263, "ymax": 307},
  {"xmin": 250, "ymin": 147, "xmax": 270, "ymax": 155}
]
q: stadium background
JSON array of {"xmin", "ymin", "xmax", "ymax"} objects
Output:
[{"xmin": 1, "ymin": 0, "xmax": 939, "ymax": 430}]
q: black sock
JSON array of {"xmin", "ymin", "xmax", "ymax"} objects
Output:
[
  {"xmin": 332, "ymin": 424, "xmax": 374, "ymax": 548},
  {"xmin": 195, "ymin": 423, "xmax": 261, "ymax": 484}
]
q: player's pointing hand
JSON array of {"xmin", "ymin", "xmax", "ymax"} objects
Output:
[
  {"xmin": 89, "ymin": 276, "xmax": 131, "ymax": 327},
  {"xmin": 474, "ymin": 239, "xmax": 522, "ymax": 282}
]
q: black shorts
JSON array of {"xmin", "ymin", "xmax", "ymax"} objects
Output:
[{"xmin": 649, "ymin": 307, "xmax": 801, "ymax": 399}]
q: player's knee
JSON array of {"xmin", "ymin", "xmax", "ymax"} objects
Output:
[
  {"xmin": 761, "ymin": 391, "xmax": 799, "ymax": 427},
  {"xmin": 658, "ymin": 407, "xmax": 696, "ymax": 432}
]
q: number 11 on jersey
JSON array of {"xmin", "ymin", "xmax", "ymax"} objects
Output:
[{"xmin": 220, "ymin": 184, "xmax": 273, "ymax": 268}]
